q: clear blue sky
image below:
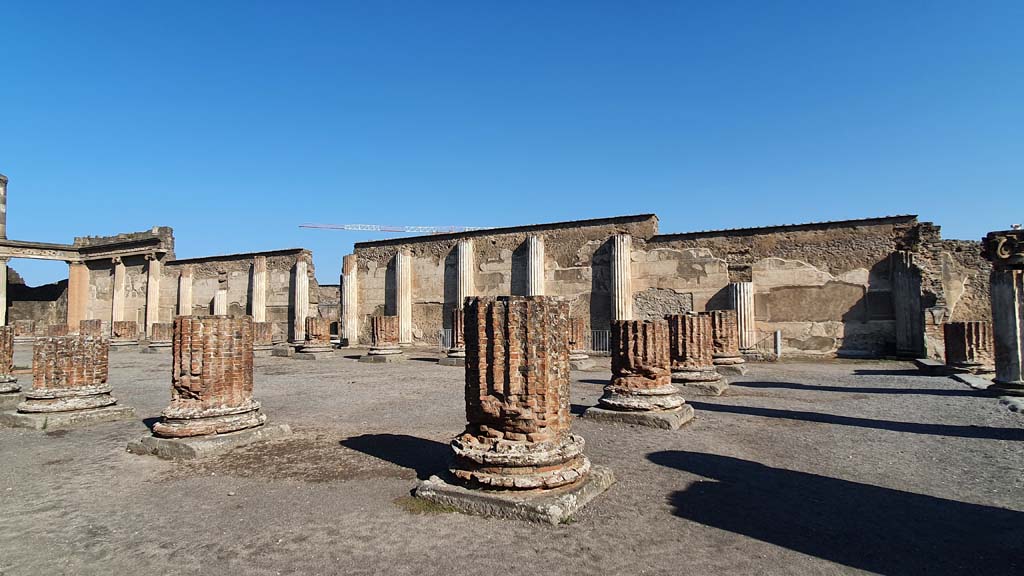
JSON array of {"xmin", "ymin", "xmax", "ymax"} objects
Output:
[{"xmin": 2, "ymin": 1, "xmax": 1020, "ymax": 286}]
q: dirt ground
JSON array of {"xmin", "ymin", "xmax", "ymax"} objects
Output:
[{"xmin": 1, "ymin": 346, "xmax": 1022, "ymax": 576}]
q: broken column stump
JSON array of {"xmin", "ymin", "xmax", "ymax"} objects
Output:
[
  {"xmin": 359, "ymin": 315, "xmax": 403, "ymax": 363},
  {"xmin": 710, "ymin": 309, "xmax": 747, "ymax": 375},
  {"xmin": 253, "ymin": 321, "xmax": 275, "ymax": 356},
  {"xmin": 438, "ymin": 309, "xmax": 466, "ymax": 367},
  {"xmin": 0, "ymin": 334, "xmax": 135, "ymax": 429},
  {"xmin": 0, "ymin": 326, "xmax": 21, "ymax": 410},
  {"xmin": 13, "ymin": 320, "xmax": 35, "ymax": 344},
  {"xmin": 943, "ymin": 321, "xmax": 995, "ymax": 375},
  {"xmin": 144, "ymin": 322, "xmax": 173, "ymax": 353},
  {"xmin": 128, "ymin": 315, "xmax": 290, "ymax": 459},
  {"xmin": 79, "ymin": 319, "xmax": 105, "ymax": 338},
  {"xmin": 415, "ymin": 296, "xmax": 614, "ymax": 524},
  {"xmin": 568, "ymin": 316, "xmax": 594, "ymax": 370},
  {"xmin": 110, "ymin": 320, "xmax": 139, "ymax": 350},
  {"xmin": 297, "ymin": 316, "xmax": 334, "ymax": 359},
  {"xmin": 668, "ymin": 313, "xmax": 728, "ymax": 396},
  {"xmin": 583, "ymin": 319, "xmax": 695, "ymax": 429}
]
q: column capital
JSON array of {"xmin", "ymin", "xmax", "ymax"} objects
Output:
[
  {"xmin": 111, "ymin": 256, "xmax": 123, "ymax": 265},
  {"xmin": 983, "ymin": 229, "xmax": 1024, "ymax": 271}
]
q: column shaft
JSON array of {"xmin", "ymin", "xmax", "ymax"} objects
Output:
[
  {"xmin": 341, "ymin": 254, "xmax": 359, "ymax": 344},
  {"xmin": 178, "ymin": 267, "xmax": 193, "ymax": 315},
  {"xmin": 991, "ymin": 269, "xmax": 1024, "ymax": 387},
  {"xmin": 111, "ymin": 258, "xmax": 126, "ymax": 323},
  {"xmin": 731, "ymin": 281, "xmax": 756, "ymax": 352},
  {"xmin": 456, "ymin": 239, "xmax": 474, "ymax": 307},
  {"xmin": 293, "ymin": 257, "xmax": 309, "ymax": 342},
  {"xmin": 67, "ymin": 262, "xmax": 90, "ymax": 328},
  {"xmin": 145, "ymin": 257, "xmax": 161, "ymax": 336},
  {"xmin": 251, "ymin": 256, "xmax": 267, "ymax": 323},
  {"xmin": 526, "ymin": 235, "xmax": 545, "ymax": 296},
  {"xmin": 396, "ymin": 250, "xmax": 412, "ymax": 343},
  {"xmin": 213, "ymin": 289, "xmax": 228, "ymax": 315},
  {"xmin": 0, "ymin": 259, "xmax": 7, "ymax": 326},
  {"xmin": 611, "ymin": 234, "xmax": 633, "ymax": 321}
]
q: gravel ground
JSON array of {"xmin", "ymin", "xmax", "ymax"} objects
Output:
[{"xmin": 1, "ymin": 346, "xmax": 1022, "ymax": 576}]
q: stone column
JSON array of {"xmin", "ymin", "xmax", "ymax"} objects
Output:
[
  {"xmin": 0, "ymin": 173, "xmax": 8, "ymax": 240},
  {"xmin": 583, "ymin": 319, "xmax": 693, "ymax": 429},
  {"xmin": 293, "ymin": 256, "xmax": 309, "ymax": 343},
  {"xmin": 341, "ymin": 254, "xmax": 358, "ymax": 345},
  {"xmin": 569, "ymin": 317, "xmax": 589, "ymax": 360},
  {"xmin": 0, "ymin": 258, "xmax": 7, "ymax": 326},
  {"xmin": 145, "ymin": 255, "xmax": 161, "ymax": 337},
  {"xmin": 446, "ymin": 308, "xmax": 466, "ymax": 360},
  {"xmin": 982, "ymin": 230, "xmax": 1024, "ymax": 395},
  {"xmin": 453, "ymin": 296, "xmax": 588, "ymax": 488},
  {"xmin": 17, "ymin": 335, "xmax": 127, "ymax": 415},
  {"xmin": 251, "ymin": 256, "xmax": 267, "ymax": 323},
  {"xmin": 213, "ymin": 289, "xmax": 228, "ymax": 315},
  {"xmin": 526, "ymin": 235, "xmax": 545, "ymax": 296},
  {"xmin": 943, "ymin": 321, "xmax": 994, "ymax": 374},
  {"xmin": 891, "ymin": 251, "xmax": 925, "ymax": 358},
  {"xmin": 152, "ymin": 316, "xmax": 265, "ymax": 437},
  {"xmin": 111, "ymin": 257, "xmax": 126, "ymax": 323},
  {"xmin": 111, "ymin": 320, "xmax": 139, "ymax": 346},
  {"xmin": 79, "ymin": 319, "xmax": 104, "ymax": 338},
  {"xmin": 710, "ymin": 309, "xmax": 745, "ymax": 365},
  {"xmin": 611, "ymin": 234, "xmax": 633, "ymax": 321},
  {"xmin": 253, "ymin": 322, "xmax": 274, "ymax": 351},
  {"xmin": 0, "ymin": 326, "xmax": 20, "ymax": 409},
  {"xmin": 731, "ymin": 281, "xmax": 756, "ymax": 353},
  {"xmin": 299, "ymin": 316, "xmax": 333, "ymax": 354},
  {"xmin": 456, "ymin": 239, "xmax": 474, "ymax": 307},
  {"xmin": 148, "ymin": 323, "xmax": 173, "ymax": 348},
  {"xmin": 66, "ymin": 262, "xmax": 90, "ymax": 329},
  {"xmin": 668, "ymin": 313, "xmax": 727, "ymax": 395},
  {"xmin": 395, "ymin": 249, "xmax": 412, "ymax": 343},
  {"xmin": 368, "ymin": 316, "xmax": 401, "ymax": 355},
  {"xmin": 178, "ymin": 266, "xmax": 193, "ymax": 315}
]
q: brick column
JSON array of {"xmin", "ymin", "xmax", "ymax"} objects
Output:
[
  {"xmin": 611, "ymin": 234, "xmax": 633, "ymax": 321},
  {"xmin": 584, "ymin": 319, "xmax": 694, "ymax": 429},
  {"xmin": 178, "ymin": 266, "xmax": 193, "ymax": 315},
  {"xmin": 152, "ymin": 316, "xmax": 265, "ymax": 437},
  {"xmin": 0, "ymin": 326, "xmax": 18, "ymax": 396},
  {"xmin": 452, "ymin": 296, "xmax": 589, "ymax": 489},
  {"xmin": 111, "ymin": 320, "xmax": 139, "ymax": 345},
  {"xmin": 447, "ymin": 308, "xmax": 466, "ymax": 358},
  {"xmin": 395, "ymin": 249, "xmax": 412, "ymax": 343},
  {"xmin": 982, "ymin": 230, "xmax": 1024, "ymax": 395},
  {"xmin": 145, "ymin": 255, "xmax": 161, "ymax": 337},
  {"xmin": 79, "ymin": 319, "xmax": 104, "ymax": 338},
  {"xmin": 66, "ymin": 261, "xmax": 90, "ymax": 329},
  {"xmin": 943, "ymin": 321, "xmax": 995, "ymax": 374},
  {"xmin": 251, "ymin": 256, "xmax": 267, "ymax": 323},
  {"xmin": 368, "ymin": 316, "xmax": 401, "ymax": 356},
  {"xmin": 731, "ymin": 281, "xmax": 756, "ymax": 352},
  {"xmin": 301, "ymin": 316, "xmax": 333, "ymax": 353},
  {"xmin": 293, "ymin": 256, "xmax": 309, "ymax": 343},
  {"xmin": 341, "ymin": 254, "xmax": 359, "ymax": 345},
  {"xmin": 18, "ymin": 335, "xmax": 118, "ymax": 413},
  {"xmin": 111, "ymin": 257, "xmax": 126, "ymax": 323},
  {"xmin": 710, "ymin": 309, "xmax": 745, "ymax": 365},
  {"xmin": 526, "ymin": 235, "xmax": 545, "ymax": 296},
  {"xmin": 667, "ymin": 314, "xmax": 720, "ymax": 382},
  {"xmin": 148, "ymin": 323, "xmax": 173, "ymax": 348},
  {"xmin": 253, "ymin": 322, "xmax": 275, "ymax": 351},
  {"xmin": 569, "ymin": 317, "xmax": 589, "ymax": 361}
]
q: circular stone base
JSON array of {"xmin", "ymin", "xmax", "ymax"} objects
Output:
[
  {"xmin": 672, "ymin": 368, "xmax": 722, "ymax": 383},
  {"xmin": 299, "ymin": 345, "xmax": 334, "ymax": 353},
  {"xmin": 451, "ymin": 433, "xmax": 590, "ymax": 489},
  {"xmin": 0, "ymin": 380, "xmax": 20, "ymax": 394},
  {"xmin": 713, "ymin": 355, "xmax": 745, "ymax": 365},
  {"xmin": 18, "ymin": 393, "xmax": 118, "ymax": 413},
  {"xmin": 599, "ymin": 390, "xmax": 685, "ymax": 411},
  {"xmin": 447, "ymin": 348, "xmax": 466, "ymax": 358},
  {"xmin": 570, "ymin": 352, "xmax": 589, "ymax": 361},
  {"xmin": 153, "ymin": 407, "xmax": 267, "ymax": 438},
  {"xmin": 368, "ymin": 346, "xmax": 401, "ymax": 356},
  {"xmin": 990, "ymin": 381, "xmax": 1024, "ymax": 397}
]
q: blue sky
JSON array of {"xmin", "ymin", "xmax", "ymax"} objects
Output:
[{"xmin": 2, "ymin": 1, "xmax": 1020, "ymax": 285}]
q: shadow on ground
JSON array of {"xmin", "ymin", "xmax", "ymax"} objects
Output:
[
  {"xmin": 688, "ymin": 402, "xmax": 1024, "ymax": 441},
  {"xmin": 648, "ymin": 450, "xmax": 1022, "ymax": 575},
  {"xmin": 731, "ymin": 380, "xmax": 987, "ymax": 397},
  {"xmin": 340, "ymin": 434, "xmax": 451, "ymax": 480}
]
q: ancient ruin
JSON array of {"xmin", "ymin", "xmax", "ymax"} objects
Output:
[
  {"xmin": 437, "ymin": 309, "xmax": 466, "ymax": 367},
  {"xmin": 982, "ymin": 230, "xmax": 1024, "ymax": 396},
  {"xmin": 359, "ymin": 315, "xmax": 402, "ymax": 363},
  {"xmin": 147, "ymin": 322, "xmax": 173, "ymax": 350},
  {"xmin": 710, "ymin": 309, "xmax": 747, "ymax": 374},
  {"xmin": 111, "ymin": 320, "xmax": 139, "ymax": 347},
  {"xmin": 943, "ymin": 321, "xmax": 995, "ymax": 375},
  {"xmin": 583, "ymin": 319, "xmax": 694, "ymax": 429},
  {"xmin": 667, "ymin": 313, "xmax": 728, "ymax": 396},
  {"xmin": 47, "ymin": 324, "xmax": 69, "ymax": 337},
  {"xmin": 297, "ymin": 316, "xmax": 334, "ymax": 358},
  {"xmin": 253, "ymin": 321, "xmax": 275, "ymax": 355},
  {"xmin": 128, "ymin": 316, "xmax": 289, "ymax": 459},
  {"xmin": 568, "ymin": 316, "xmax": 593, "ymax": 370},
  {"xmin": 0, "ymin": 334, "xmax": 134, "ymax": 429},
  {"xmin": 415, "ymin": 296, "xmax": 614, "ymax": 523},
  {"xmin": 79, "ymin": 319, "xmax": 104, "ymax": 338},
  {"xmin": 13, "ymin": 320, "xmax": 34, "ymax": 343},
  {"xmin": 0, "ymin": 326, "xmax": 20, "ymax": 410}
]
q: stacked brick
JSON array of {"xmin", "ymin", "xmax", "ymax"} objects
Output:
[
  {"xmin": 152, "ymin": 316, "xmax": 266, "ymax": 438},
  {"xmin": 47, "ymin": 324, "xmax": 69, "ymax": 337},
  {"xmin": 18, "ymin": 335, "xmax": 118, "ymax": 413},
  {"xmin": 253, "ymin": 321, "xmax": 275, "ymax": 350},
  {"xmin": 301, "ymin": 316, "xmax": 333, "ymax": 352},
  {"xmin": 0, "ymin": 326, "xmax": 19, "ymax": 393},
  {"xmin": 568, "ymin": 317, "xmax": 589, "ymax": 360},
  {"xmin": 600, "ymin": 319, "xmax": 684, "ymax": 412},
  {"xmin": 709, "ymin": 310, "xmax": 744, "ymax": 365},
  {"xmin": 13, "ymin": 320, "xmax": 34, "ymax": 342},
  {"xmin": 447, "ymin": 309, "xmax": 466, "ymax": 358},
  {"xmin": 944, "ymin": 321, "xmax": 995, "ymax": 374},
  {"xmin": 667, "ymin": 314, "xmax": 721, "ymax": 382},
  {"xmin": 369, "ymin": 316, "xmax": 401, "ymax": 355},
  {"xmin": 79, "ymin": 319, "xmax": 104, "ymax": 338},
  {"xmin": 112, "ymin": 320, "xmax": 139, "ymax": 343},
  {"xmin": 149, "ymin": 323, "xmax": 173, "ymax": 347},
  {"xmin": 451, "ymin": 296, "xmax": 590, "ymax": 490}
]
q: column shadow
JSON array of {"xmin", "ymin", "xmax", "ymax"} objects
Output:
[
  {"xmin": 688, "ymin": 401, "xmax": 1024, "ymax": 440},
  {"xmin": 731, "ymin": 380, "xmax": 988, "ymax": 397},
  {"xmin": 339, "ymin": 433, "xmax": 451, "ymax": 480},
  {"xmin": 648, "ymin": 450, "xmax": 1022, "ymax": 575}
]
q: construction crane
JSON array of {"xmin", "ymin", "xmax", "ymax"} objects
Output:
[{"xmin": 299, "ymin": 223, "xmax": 492, "ymax": 234}]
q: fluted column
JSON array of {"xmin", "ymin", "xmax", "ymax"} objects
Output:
[
  {"xmin": 456, "ymin": 239, "xmax": 474, "ymax": 307},
  {"xmin": 983, "ymin": 230, "xmax": 1024, "ymax": 395},
  {"xmin": 251, "ymin": 256, "xmax": 267, "ymax": 323},
  {"xmin": 213, "ymin": 289, "xmax": 228, "ymax": 315},
  {"xmin": 0, "ymin": 258, "xmax": 7, "ymax": 326},
  {"xmin": 526, "ymin": 235, "xmax": 545, "ymax": 296},
  {"xmin": 145, "ymin": 255, "xmax": 161, "ymax": 336},
  {"xmin": 396, "ymin": 249, "xmax": 412, "ymax": 343},
  {"xmin": 341, "ymin": 254, "xmax": 358, "ymax": 344},
  {"xmin": 293, "ymin": 256, "xmax": 309, "ymax": 343},
  {"xmin": 731, "ymin": 281, "xmax": 756, "ymax": 352},
  {"xmin": 66, "ymin": 262, "xmax": 89, "ymax": 328},
  {"xmin": 111, "ymin": 257, "xmax": 126, "ymax": 323},
  {"xmin": 178, "ymin": 266, "xmax": 193, "ymax": 315},
  {"xmin": 611, "ymin": 234, "xmax": 633, "ymax": 321}
]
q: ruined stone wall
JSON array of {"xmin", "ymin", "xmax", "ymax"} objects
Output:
[
  {"xmin": 352, "ymin": 215, "xmax": 659, "ymax": 345},
  {"xmin": 6, "ymin": 269, "xmax": 68, "ymax": 326}
]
